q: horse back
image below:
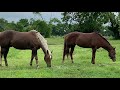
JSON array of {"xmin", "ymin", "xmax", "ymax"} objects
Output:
[
  {"xmin": 64, "ymin": 32, "xmax": 101, "ymax": 48},
  {"xmin": 11, "ymin": 31, "xmax": 40, "ymax": 49}
]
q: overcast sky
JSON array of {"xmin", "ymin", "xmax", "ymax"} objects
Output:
[{"xmin": 0, "ymin": 12, "xmax": 63, "ymax": 23}]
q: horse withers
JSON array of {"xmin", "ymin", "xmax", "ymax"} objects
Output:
[
  {"xmin": 62, "ymin": 31, "xmax": 116, "ymax": 64},
  {"xmin": 0, "ymin": 30, "xmax": 52, "ymax": 68}
]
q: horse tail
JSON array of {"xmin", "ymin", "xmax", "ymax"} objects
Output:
[{"xmin": 63, "ymin": 39, "xmax": 70, "ymax": 58}]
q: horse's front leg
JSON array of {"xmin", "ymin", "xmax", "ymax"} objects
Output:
[
  {"xmin": 30, "ymin": 49, "xmax": 35, "ymax": 66},
  {"xmin": 91, "ymin": 47, "xmax": 97, "ymax": 64},
  {"xmin": 35, "ymin": 50, "xmax": 39, "ymax": 68}
]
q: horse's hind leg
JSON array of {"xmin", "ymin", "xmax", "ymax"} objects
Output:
[
  {"xmin": 3, "ymin": 47, "xmax": 10, "ymax": 66},
  {"xmin": 70, "ymin": 45, "xmax": 75, "ymax": 63},
  {"xmin": 35, "ymin": 50, "xmax": 39, "ymax": 68}
]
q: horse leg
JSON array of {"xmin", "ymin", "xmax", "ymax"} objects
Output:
[
  {"xmin": 66, "ymin": 48, "xmax": 69, "ymax": 59},
  {"xmin": 62, "ymin": 49, "xmax": 66, "ymax": 63},
  {"xmin": 3, "ymin": 47, "xmax": 10, "ymax": 66},
  {"xmin": 0, "ymin": 55, "xmax": 2, "ymax": 66},
  {"xmin": 35, "ymin": 50, "xmax": 39, "ymax": 68},
  {"xmin": 91, "ymin": 47, "xmax": 97, "ymax": 64},
  {"xmin": 70, "ymin": 45, "xmax": 75, "ymax": 63},
  {"xmin": 62, "ymin": 41, "xmax": 66, "ymax": 63},
  {"xmin": 30, "ymin": 49, "xmax": 35, "ymax": 66},
  {"xmin": 30, "ymin": 55, "xmax": 34, "ymax": 66}
]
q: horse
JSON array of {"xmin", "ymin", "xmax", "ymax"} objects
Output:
[
  {"xmin": 62, "ymin": 31, "xmax": 116, "ymax": 64},
  {"xmin": 0, "ymin": 30, "xmax": 52, "ymax": 68}
]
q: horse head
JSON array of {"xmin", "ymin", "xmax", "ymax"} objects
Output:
[
  {"xmin": 44, "ymin": 50, "xmax": 52, "ymax": 67},
  {"xmin": 109, "ymin": 47, "xmax": 116, "ymax": 62}
]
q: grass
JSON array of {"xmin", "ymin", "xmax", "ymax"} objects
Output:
[{"xmin": 0, "ymin": 37, "xmax": 120, "ymax": 78}]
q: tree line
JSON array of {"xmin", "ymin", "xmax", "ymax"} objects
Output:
[{"xmin": 0, "ymin": 12, "xmax": 120, "ymax": 39}]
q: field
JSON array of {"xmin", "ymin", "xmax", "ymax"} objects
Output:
[{"xmin": 0, "ymin": 37, "xmax": 120, "ymax": 78}]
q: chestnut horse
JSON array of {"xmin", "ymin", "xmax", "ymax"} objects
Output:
[
  {"xmin": 62, "ymin": 32, "xmax": 116, "ymax": 64},
  {"xmin": 0, "ymin": 30, "xmax": 52, "ymax": 67}
]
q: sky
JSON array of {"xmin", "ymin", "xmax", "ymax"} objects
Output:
[{"xmin": 0, "ymin": 12, "xmax": 63, "ymax": 23}]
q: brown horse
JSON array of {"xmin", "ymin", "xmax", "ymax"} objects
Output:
[
  {"xmin": 0, "ymin": 30, "xmax": 52, "ymax": 67},
  {"xmin": 62, "ymin": 31, "xmax": 116, "ymax": 64}
]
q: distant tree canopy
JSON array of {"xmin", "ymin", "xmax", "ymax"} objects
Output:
[
  {"xmin": 1, "ymin": 12, "xmax": 120, "ymax": 39},
  {"xmin": 0, "ymin": 18, "xmax": 52, "ymax": 38},
  {"xmin": 61, "ymin": 12, "xmax": 120, "ymax": 39}
]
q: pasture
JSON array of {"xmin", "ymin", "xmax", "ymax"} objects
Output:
[{"xmin": 0, "ymin": 37, "xmax": 120, "ymax": 78}]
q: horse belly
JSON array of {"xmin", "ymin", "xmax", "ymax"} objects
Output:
[
  {"xmin": 76, "ymin": 39, "xmax": 92, "ymax": 48},
  {"xmin": 11, "ymin": 41, "xmax": 31, "ymax": 49}
]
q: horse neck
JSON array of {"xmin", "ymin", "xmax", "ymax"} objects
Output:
[
  {"xmin": 41, "ymin": 44, "xmax": 48, "ymax": 55},
  {"xmin": 101, "ymin": 39, "xmax": 113, "ymax": 52},
  {"xmin": 35, "ymin": 32, "xmax": 51, "ymax": 55}
]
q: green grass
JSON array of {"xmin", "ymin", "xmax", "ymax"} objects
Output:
[{"xmin": 0, "ymin": 37, "xmax": 120, "ymax": 78}]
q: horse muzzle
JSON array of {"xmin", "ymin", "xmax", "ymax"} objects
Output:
[
  {"xmin": 47, "ymin": 64, "xmax": 51, "ymax": 67},
  {"xmin": 112, "ymin": 58, "xmax": 116, "ymax": 62}
]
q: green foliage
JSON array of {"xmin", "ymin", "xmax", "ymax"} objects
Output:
[
  {"xmin": 0, "ymin": 18, "xmax": 8, "ymax": 31},
  {"xmin": 107, "ymin": 12, "xmax": 120, "ymax": 39},
  {"xmin": 1, "ymin": 12, "xmax": 120, "ymax": 39},
  {"xmin": 61, "ymin": 12, "xmax": 120, "ymax": 39},
  {"xmin": 62, "ymin": 12, "xmax": 111, "ymax": 33},
  {"xmin": 0, "ymin": 18, "xmax": 52, "ymax": 38},
  {"xmin": 16, "ymin": 19, "xmax": 29, "ymax": 31},
  {"xmin": 49, "ymin": 18, "xmax": 66, "ymax": 36},
  {"xmin": 32, "ymin": 20, "xmax": 52, "ymax": 38}
]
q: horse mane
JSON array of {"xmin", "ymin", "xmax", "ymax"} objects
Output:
[
  {"xmin": 94, "ymin": 32, "xmax": 111, "ymax": 45},
  {"xmin": 31, "ymin": 30, "xmax": 51, "ymax": 55}
]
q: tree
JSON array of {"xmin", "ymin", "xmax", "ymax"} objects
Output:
[
  {"xmin": 16, "ymin": 19, "xmax": 29, "ymax": 31},
  {"xmin": 5, "ymin": 21, "xmax": 17, "ymax": 30},
  {"xmin": 32, "ymin": 20, "xmax": 52, "ymax": 38},
  {"xmin": 107, "ymin": 12, "xmax": 120, "ymax": 39},
  {"xmin": 49, "ymin": 18, "xmax": 66, "ymax": 36},
  {"xmin": 0, "ymin": 18, "xmax": 8, "ymax": 31},
  {"xmin": 33, "ymin": 12, "xmax": 44, "ymax": 21},
  {"xmin": 62, "ymin": 12, "xmax": 110, "ymax": 33}
]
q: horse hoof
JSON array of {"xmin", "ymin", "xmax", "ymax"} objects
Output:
[
  {"xmin": 36, "ymin": 66, "xmax": 39, "ymax": 69},
  {"xmin": 92, "ymin": 62, "xmax": 95, "ymax": 64}
]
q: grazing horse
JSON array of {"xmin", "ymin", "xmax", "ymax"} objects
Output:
[
  {"xmin": 62, "ymin": 31, "xmax": 116, "ymax": 64},
  {"xmin": 0, "ymin": 30, "xmax": 52, "ymax": 67}
]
